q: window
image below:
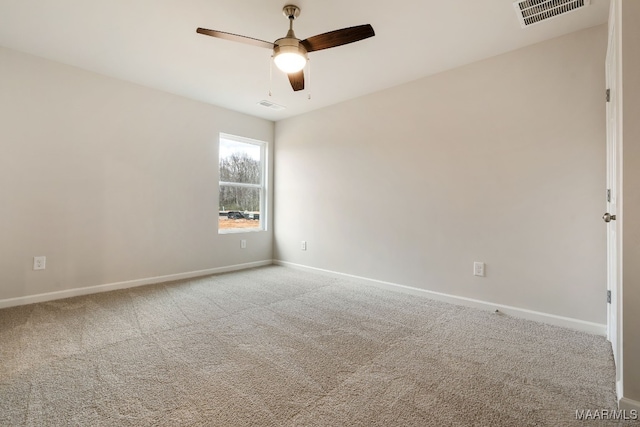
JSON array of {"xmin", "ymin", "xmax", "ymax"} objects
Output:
[{"xmin": 218, "ymin": 133, "xmax": 266, "ymax": 233}]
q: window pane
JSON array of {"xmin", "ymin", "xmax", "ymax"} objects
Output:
[
  {"xmin": 219, "ymin": 138, "xmax": 262, "ymax": 184},
  {"xmin": 219, "ymin": 186, "xmax": 261, "ymax": 231},
  {"xmin": 218, "ymin": 134, "xmax": 265, "ymax": 233}
]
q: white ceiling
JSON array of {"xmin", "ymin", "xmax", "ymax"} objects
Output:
[{"xmin": 0, "ymin": 0, "xmax": 609, "ymax": 121}]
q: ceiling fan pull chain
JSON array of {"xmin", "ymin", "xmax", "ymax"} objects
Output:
[
  {"xmin": 269, "ymin": 55, "xmax": 273, "ymax": 97},
  {"xmin": 307, "ymin": 59, "xmax": 311, "ymax": 100}
]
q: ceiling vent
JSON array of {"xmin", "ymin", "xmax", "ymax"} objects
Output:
[
  {"xmin": 257, "ymin": 100, "xmax": 286, "ymax": 111},
  {"xmin": 514, "ymin": 0, "xmax": 590, "ymax": 28}
]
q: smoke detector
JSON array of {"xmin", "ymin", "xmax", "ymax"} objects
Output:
[{"xmin": 514, "ymin": 0, "xmax": 590, "ymax": 28}]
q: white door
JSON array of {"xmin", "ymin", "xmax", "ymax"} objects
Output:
[{"xmin": 605, "ymin": 1, "xmax": 621, "ymax": 384}]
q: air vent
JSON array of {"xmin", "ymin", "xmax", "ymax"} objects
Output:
[
  {"xmin": 257, "ymin": 100, "xmax": 286, "ymax": 111},
  {"xmin": 514, "ymin": 0, "xmax": 590, "ymax": 28}
]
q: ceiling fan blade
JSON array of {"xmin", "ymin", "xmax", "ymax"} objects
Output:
[
  {"xmin": 288, "ymin": 70, "xmax": 305, "ymax": 91},
  {"xmin": 196, "ymin": 28, "xmax": 274, "ymax": 50},
  {"xmin": 300, "ymin": 24, "xmax": 375, "ymax": 53}
]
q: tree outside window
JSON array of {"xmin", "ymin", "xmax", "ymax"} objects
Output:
[{"xmin": 219, "ymin": 134, "xmax": 266, "ymax": 232}]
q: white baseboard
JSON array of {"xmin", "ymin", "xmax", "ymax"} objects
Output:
[
  {"xmin": 274, "ymin": 260, "xmax": 607, "ymax": 336},
  {"xmin": 0, "ymin": 260, "xmax": 273, "ymax": 309},
  {"xmin": 619, "ymin": 397, "xmax": 640, "ymax": 412}
]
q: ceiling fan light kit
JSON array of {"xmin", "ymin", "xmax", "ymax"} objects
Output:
[
  {"xmin": 273, "ymin": 39, "xmax": 308, "ymax": 74},
  {"xmin": 196, "ymin": 4, "xmax": 375, "ymax": 91}
]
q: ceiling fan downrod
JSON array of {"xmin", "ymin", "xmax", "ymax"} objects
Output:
[{"xmin": 283, "ymin": 5, "xmax": 300, "ymax": 38}]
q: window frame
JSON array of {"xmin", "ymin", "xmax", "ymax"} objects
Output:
[{"xmin": 218, "ymin": 133, "xmax": 267, "ymax": 234}]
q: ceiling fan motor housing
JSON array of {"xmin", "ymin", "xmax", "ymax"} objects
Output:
[{"xmin": 274, "ymin": 37, "xmax": 307, "ymax": 57}]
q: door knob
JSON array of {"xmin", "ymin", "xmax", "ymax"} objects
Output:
[{"xmin": 603, "ymin": 213, "xmax": 616, "ymax": 223}]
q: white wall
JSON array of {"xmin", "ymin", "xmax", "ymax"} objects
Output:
[
  {"xmin": 621, "ymin": 0, "xmax": 640, "ymax": 405},
  {"xmin": 274, "ymin": 25, "xmax": 607, "ymax": 325},
  {"xmin": 0, "ymin": 46, "xmax": 274, "ymax": 303}
]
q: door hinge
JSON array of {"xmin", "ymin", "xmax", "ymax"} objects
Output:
[
  {"xmin": 606, "ymin": 89, "xmax": 611, "ymax": 102},
  {"xmin": 607, "ymin": 189, "xmax": 611, "ymax": 203},
  {"xmin": 607, "ymin": 290, "xmax": 611, "ymax": 304}
]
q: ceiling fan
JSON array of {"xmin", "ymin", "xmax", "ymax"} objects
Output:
[{"xmin": 196, "ymin": 5, "xmax": 375, "ymax": 92}]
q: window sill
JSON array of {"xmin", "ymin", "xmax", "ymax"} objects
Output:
[{"xmin": 218, "ymin": 228, "xmax": 265, "ymax": 234}]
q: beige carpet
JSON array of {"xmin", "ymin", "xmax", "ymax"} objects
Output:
[{"xmin": 0, "ymin": 266, "xmax": 623, "ymax": 426}]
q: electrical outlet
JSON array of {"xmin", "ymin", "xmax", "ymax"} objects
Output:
[
  {"xmin": 473, "ymin": 262, "xmax": 485, "ymax": 277},
  {"xmin": 241, "ymin": 239, "xmax": 247, "ymax": 249},
  {"xmin": 33, "ymin": 256, "xmax": 46, "ymax": 270},
  {"xmin": 301, "ymin": 241, "xmax": 307, "ymax": 251}
]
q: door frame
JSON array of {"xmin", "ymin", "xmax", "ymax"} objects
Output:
[{"xmin": 606, "ymin": 0, "xmax": 623, "ymax": 400}]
